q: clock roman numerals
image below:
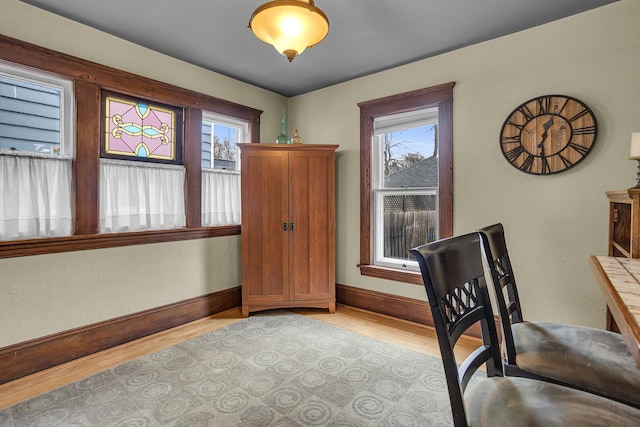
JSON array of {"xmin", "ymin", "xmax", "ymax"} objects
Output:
[
  {"xmin": 567, "ymin": 142, "xmax": 590, "ymax": 156},
  {"xmin": 537, "ymin": 96, "xmax": 552, "ymax": 115},
  {"xmin": 572, "ymin": 126, "xmax": 596, "ymax": 136},
  {"xmin": 504, "ymin": 145, "xmax": 524, "ymax": 162},
  {"xmin": 506, "ymin": 119, "xmax": 525, "ymax": 131},
  {"xmin": 501, "ymin": 134, "xmax": 520, "ymax": 144},
  {"xmin": 520, "ymin": 154, "xmax": 535, "ymax": 172},
  {"xmin": 568, "ymin": 109, "xmax": 590, "ymax": 123},
  {"xmin": 541, "ymin": 156, "xmax": 550, "ymax": 174},
  {"xmin": 555, "ymin": 97, "xmax": 569, "ymax": 116},
  {"xmin": 559, "ymin": 154, "xmax": 574, "ymax": 168},
  {"xmin": 517, "ymin": 104, "xmax": 535, "ymax": 121},
  {"xmin": 519, "ymin": 154, "xmax": 535, "ymax": 173}
]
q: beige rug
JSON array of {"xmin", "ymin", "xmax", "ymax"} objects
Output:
[{"xmin": 1, "ymin": 311, "xmax": 482, "ymax": 426}]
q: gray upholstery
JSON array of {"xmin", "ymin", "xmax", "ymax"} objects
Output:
[
  {"xmin": 414, "ymin": 232, "xmax": 640, "ymax": 426},
  {"xmin": 512, "ymin": 321, "xmax": 640, "ymax": 407},
  {"xmin": 478, "ymin": 223, "xmax": 640, "ymax": 408},
  {"xmin": 467, "ymin": 376, "xmax": 640, "ymax": 427}
]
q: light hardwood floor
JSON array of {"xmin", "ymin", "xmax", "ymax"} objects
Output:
[{"xmin": 0, "ymin": 304, "xmax": 480, "ymax": 411}]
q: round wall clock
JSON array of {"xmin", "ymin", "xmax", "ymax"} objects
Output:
[{"xmin": 499, "ymin": 95, "xmax": 597, "ymax": 175}]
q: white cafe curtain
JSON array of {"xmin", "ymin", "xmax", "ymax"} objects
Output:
[
  {"xmin": 201, "ymin": 168, "xmax": 241, "ymax": 226},
  {"xmin": 0, "ymin": 152, "xmax": 73, "ymax": 240},
  {"xmin": 100, "ymin": 159, "xmax": 186, "ymax": 233}
]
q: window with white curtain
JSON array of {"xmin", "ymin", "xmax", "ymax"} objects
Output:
[
  {"xmin": 99, "ymin": 159, "xmax": 186, "ymax": 233},
  {"xmin": 0, "ymin": 62, "xmax": 74, "ymax": 240},
  {"xmin": 201, "ymin": 112, "xmax": 246, "ymax": 226},
  {"xmin": 0, "ymin": 39, "xmax": 264, "ymax": 257},
  {"xmin": 97, "ymin": 91, "xmax": 187, "ymax": 233}
]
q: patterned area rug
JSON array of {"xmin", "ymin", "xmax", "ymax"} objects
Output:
[{"xmin": 0, "ymin": 312, "xmax": 481, "ymax": 426}]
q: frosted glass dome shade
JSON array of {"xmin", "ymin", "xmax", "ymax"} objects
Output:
[{"xmin": 249, "ymin": 0, "xmax": 329, "ymax": 62}]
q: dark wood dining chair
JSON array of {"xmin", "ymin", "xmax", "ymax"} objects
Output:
[
  {"xmin": 411, "ymin": 232, "xmax": 640, "ymax": 426},
  {"xmin": 478, "ymin": 222, "xmax": 640, "ymax": 409}
]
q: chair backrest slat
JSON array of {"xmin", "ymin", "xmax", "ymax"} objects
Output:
[
  {"xmin": 458, "ymin": 345, "xmax": 492, "ymax": 390},
  {"xmin": 478, "ymin": 223, "xmax": 524, "ymax": 366},
  {"xmin": 449, "ymin": 304, "xmax": 486, "ymax": 344}
]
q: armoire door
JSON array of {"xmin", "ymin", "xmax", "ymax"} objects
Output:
[
  {"xmin": 241, "ymin": 149, "xmax": 290, "ymax": 304},
  {"xmin": 288, "ymin": 149, "xmax": 335, "ymax": 301}
]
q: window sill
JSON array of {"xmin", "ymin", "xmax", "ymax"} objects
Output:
[
  {"xmin": 358, "ymin": 264, "xmax": 423, "ymax": 285},
  {"xmin": 0, "ymin": 225, "xmax": 241, "ymax": 259}
]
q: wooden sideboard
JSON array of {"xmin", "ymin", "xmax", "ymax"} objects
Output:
[
  {"xmin": 607, "ymin": 188, "xmax": 640, "ymax": 258},
  {"xmin": 605, "ymin": 188, "xmax": 640, "ymax": 331}
]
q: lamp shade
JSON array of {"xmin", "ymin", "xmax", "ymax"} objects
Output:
[
  {"xmin": 249, "ymin": 0, "xmax": 329, "ymax": 62},
  {"xmin": 630, "ymin": 132, "xmax": 640, "ymax": 159}
]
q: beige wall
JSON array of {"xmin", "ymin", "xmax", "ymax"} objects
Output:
[
  {"xmin": 0, "ymin": 237, "xmax": 241, "ymax": 346},
  {"xmin": 289, "ymin": 0, "xmax": 640, "ymax": 328},
  {"xmin": 1, "ymin": 0, "xmax": 638, "ymax": 348},
  {"xmin": 0, "ymin": 1, "xmax": 286, "ymax": 347}
]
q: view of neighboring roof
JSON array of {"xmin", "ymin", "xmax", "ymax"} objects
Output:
[{"xmin": 384, "ymin": 156, "xmax": 438, "ymax": 188}]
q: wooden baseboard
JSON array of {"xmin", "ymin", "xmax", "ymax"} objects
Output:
[
  {"xmin": 1, "ymin": 284, "xmax": 495, "ymax": 385},
  {"xmin": 336, "ymin": 283, "xmax": 432, "ymax": 325},
  {"xmin": 0, "ymin": 287, "xmax": 241, "ymax": 385},
  {"xmin": 336, "ymin": 283, "xmax": 496, "ymax": 340}
]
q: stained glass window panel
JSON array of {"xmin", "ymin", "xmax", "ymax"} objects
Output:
[{"xmin": 103, "ymin": 93, "xmax": 182, "ymax": 164}]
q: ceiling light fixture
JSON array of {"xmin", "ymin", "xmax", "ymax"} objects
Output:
[{"xmin": 249, "ymin": 0, "xmax": 329, "ymax": 63}]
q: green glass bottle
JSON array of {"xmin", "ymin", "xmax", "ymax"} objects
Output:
[{"xmin": 275, "ymin": 108, "xmax": 290, "ymax": 144}]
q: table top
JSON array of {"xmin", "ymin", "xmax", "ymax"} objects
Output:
[{"xmin": 590, "ymin": 255, "xmax": 640, "ymax": 366}]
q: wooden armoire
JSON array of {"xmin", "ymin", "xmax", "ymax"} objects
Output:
[{"xmin": 238, "ymin": 143, "xmax": 338, "ymax": 317}]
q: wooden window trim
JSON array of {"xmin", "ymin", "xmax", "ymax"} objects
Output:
[
  {"xmin": 0, "ymin": 226, "xmax": 241, "ymax": 259},
  {"xmin": 357, "ymin": 82, "xmax": 455, "ymax": 284},
  {"xmin": 0, "ymin": 34, "xmax": 261, "ymax": 258}
]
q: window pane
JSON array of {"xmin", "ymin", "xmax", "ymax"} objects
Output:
[
  {"xmin": 202, "ymin": 119, "xmax": 241, "ymax": 171},
  {"xmin": 99, "ymin": 160, "xmax": 186, "ymax": 233},
  {"xmin": 371, "ymin": 106, "xmax": 441, "ymax": 271},
  {"xmin": 201, "ymin": 115, "xmax": 245, "ymax": 226},
  {"xmin": 201, "ymin": 121, "xmax": 213, "ymax": 168},
  {"xmin": 201, "ymin": 169, "xmax": 241, "ymax": 226},
  {"xmin": 382, "ymin": 194, "xmax": 437, "ymax": 261},
  {"xmin": 0, "ymin": 154, "xmax": 72, "ymax": 240},
  {"xmin": 0, "ymin": 76, "xmax": 62, "ymax": 155},
  {"xmin": 0, "ymin": 65, "xmax": 73, "ymax": 241},
  {"xmin": 103, "ymin": 94, "xmax": 181, "ymax": 163},
  {"xmin": 212, "ymin": 123, "xmax": 239, "ymax": 170},
  {"xmin": 381, "ymin": 124, "xmax": 437, "ymax": 189}
]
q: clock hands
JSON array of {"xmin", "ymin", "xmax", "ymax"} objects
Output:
[
  {"xmin": 538, "ymin": 117, "xmax": 554, "ymax": 157},
  {"xmin": 540, "ymin": 117, "xmax": 554, "ymax": 140},
  {"xmin": 536, "ymin": 117, "xmax": 554, "ymax": 174}
]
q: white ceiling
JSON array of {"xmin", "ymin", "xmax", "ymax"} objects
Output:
[{"xmin": 21, "ymin": 0, "xmax": 617, "ymax": 97}]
